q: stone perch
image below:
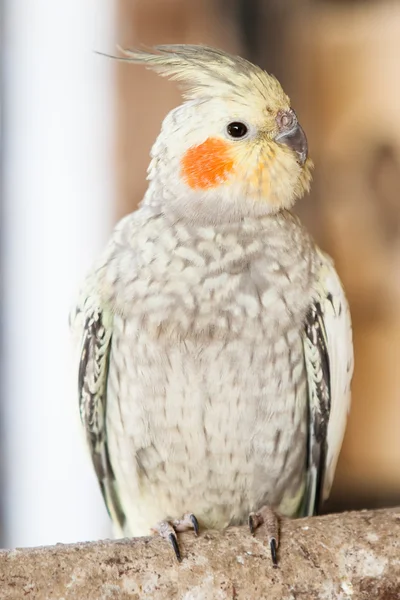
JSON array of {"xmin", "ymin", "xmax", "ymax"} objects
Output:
[{"xmin": 0, "ymin": 508, "xmax": 399, "ymax": 599}]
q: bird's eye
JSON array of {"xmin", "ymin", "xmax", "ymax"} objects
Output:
[{"xmin": 227, "ymin": 122, "xmax": 248, "ymax": 139}]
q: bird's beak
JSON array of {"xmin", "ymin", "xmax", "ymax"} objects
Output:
[{"xmin": 274, "ymin": 113, "xmax": 308, "ymax": 166}]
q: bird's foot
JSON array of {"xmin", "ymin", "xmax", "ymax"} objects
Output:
[
  {"xmin": 248, "ymin": 505, "xmax": 280, "ymax": 567},
  {"xmin": 152, "ymin": 513, "xmax": 199, "ymax": 562}
]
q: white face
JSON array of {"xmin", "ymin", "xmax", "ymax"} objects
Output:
[{"xmin": 145, "ymin": 99, "xmax": 311, "ymax": 225}]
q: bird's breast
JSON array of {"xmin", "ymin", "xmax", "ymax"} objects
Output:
[
  {"xmin": 107, "ymin": 317, "xmax": 308, "ymax": 534},
  {"xmin": 103, "ymin": 210, "xmax": 318, "ymax": 343}
]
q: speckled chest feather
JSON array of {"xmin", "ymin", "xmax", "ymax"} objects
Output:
[{"xmin": 99, "ymin": 206, "xmax": 319, "ymax": 535}]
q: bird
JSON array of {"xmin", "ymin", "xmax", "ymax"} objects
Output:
[{"xmin": 71, "ymin": 45, "xmax": 353, "ymax": 565}]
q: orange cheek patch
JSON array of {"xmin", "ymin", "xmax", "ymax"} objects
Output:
[{"xmin": 181, "ymin": 137, "xmax": 234, "ymax": 190}]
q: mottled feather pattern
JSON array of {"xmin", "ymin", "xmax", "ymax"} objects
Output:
[
  {"xmin": 74, "ymin": 202, "xmax": 352, "ymax": 535},
  {"xmin": 80, "ymin": 206, "xmax": 320, "ymax": 535},
  {"xmin": 303, "ymin": 252, "xmax": 353, "ymax": 514},
  {"xmin": 98, "ymin": 207, "xmax": 317, "ymax": 341},
  {"xmin": 303, "ymin": 300, "xmax": 331, "ymax": 515},
  {"xmin": 77, "ymin": 299, "xmax": 126, "ymax": 531},
  {"xmin": 315, "ymin": 255, "xmax": 354, "ymax": 501},
  {"xmin": 78, "ymin": 306, "xmax": 109, "ymax": 446},
  {"xmin": 72, "ymin": 44, "xmax": 353, "ymax": 538}
]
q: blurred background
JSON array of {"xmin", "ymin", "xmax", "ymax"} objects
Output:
[{"xmin": 1, "ymin": 0, "xmax": 399, "ymax": 548}]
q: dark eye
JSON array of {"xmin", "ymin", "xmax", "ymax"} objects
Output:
[{"xmin": 227, "ymin": 122, "xmax": 248, "ymax": 139}]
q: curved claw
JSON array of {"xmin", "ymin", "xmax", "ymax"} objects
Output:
[
  {"xmin": 270, "ymin": 537, "xmax": 278, "ymax": 568},
  {"xmin": 168, "ymin": 532, "xmax": 182, "ymax": 562},
  {"xmin": 190, "ymin": 514, "xmax": 199, "ymax": 536},
  {"xmin": 156, "ymin": 513, "xmax": 200, "ymax": 563}
]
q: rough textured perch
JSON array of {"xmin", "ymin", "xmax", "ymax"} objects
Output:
[{"xmin": 1, "ymin": 508, "xmax": 399, "ymax": 599}]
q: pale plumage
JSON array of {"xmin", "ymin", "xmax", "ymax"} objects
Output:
[{"xmin": 72, "ymin": 45, "xmax": 353, "ymax": 559}]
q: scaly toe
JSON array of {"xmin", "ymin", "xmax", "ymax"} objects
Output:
[
  {"xmin": 248, "ymin": 511, "xmax": 263, "ymax": 535},
  {"xmin": 248, "ymin": 506, "xmax": 280, "ymax": 567},
  {"xmin": 173, "ymin": 512, "xmax": 200, "ymax": 536},
  {"xmin": 152, "ymin": 521, "xmax": 182, "ymax": 562}
]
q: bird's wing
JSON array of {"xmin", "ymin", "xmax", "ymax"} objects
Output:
[
  {"xmin": 71, "ymin": 295, "xmax": 126, "ymax": 534},
  {"xmin": 302, "ymin": 251, "xmax": 354, "ymax": 516}
]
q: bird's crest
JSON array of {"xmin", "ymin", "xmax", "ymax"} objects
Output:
[{"xmin": 119, "ymin": 45, "xmax": 288, "ymax": 106}]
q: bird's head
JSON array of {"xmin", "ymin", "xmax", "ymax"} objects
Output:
[{"xmin": 123, "ymin": 45, "xmax": 313, "ymax": 223}]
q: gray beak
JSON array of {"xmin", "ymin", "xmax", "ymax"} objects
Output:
[{"xmin": 274, "ymin": 110, "xmax": 308, "ymax": 166}]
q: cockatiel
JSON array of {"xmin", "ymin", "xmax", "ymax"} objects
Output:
[{"xmin": 72, "ymin": 45, "xmax": 353, "ymax": 564}]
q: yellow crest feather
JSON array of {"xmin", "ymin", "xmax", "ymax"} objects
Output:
[{"xmin": 119, "ymin": 45, "xmax": 288, "ymax": 105}]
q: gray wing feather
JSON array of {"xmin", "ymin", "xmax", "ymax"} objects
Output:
[
  {"xmin": 77, "ymin": 300, "xmax": 126, "ymax": 532},
  {"xmin": 302, "ymin": 253, "xmax": 353, "ymax": 516},
  {"xmin": 303, "ymin": 300, "xmax": 331, "ymax": 516}
]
